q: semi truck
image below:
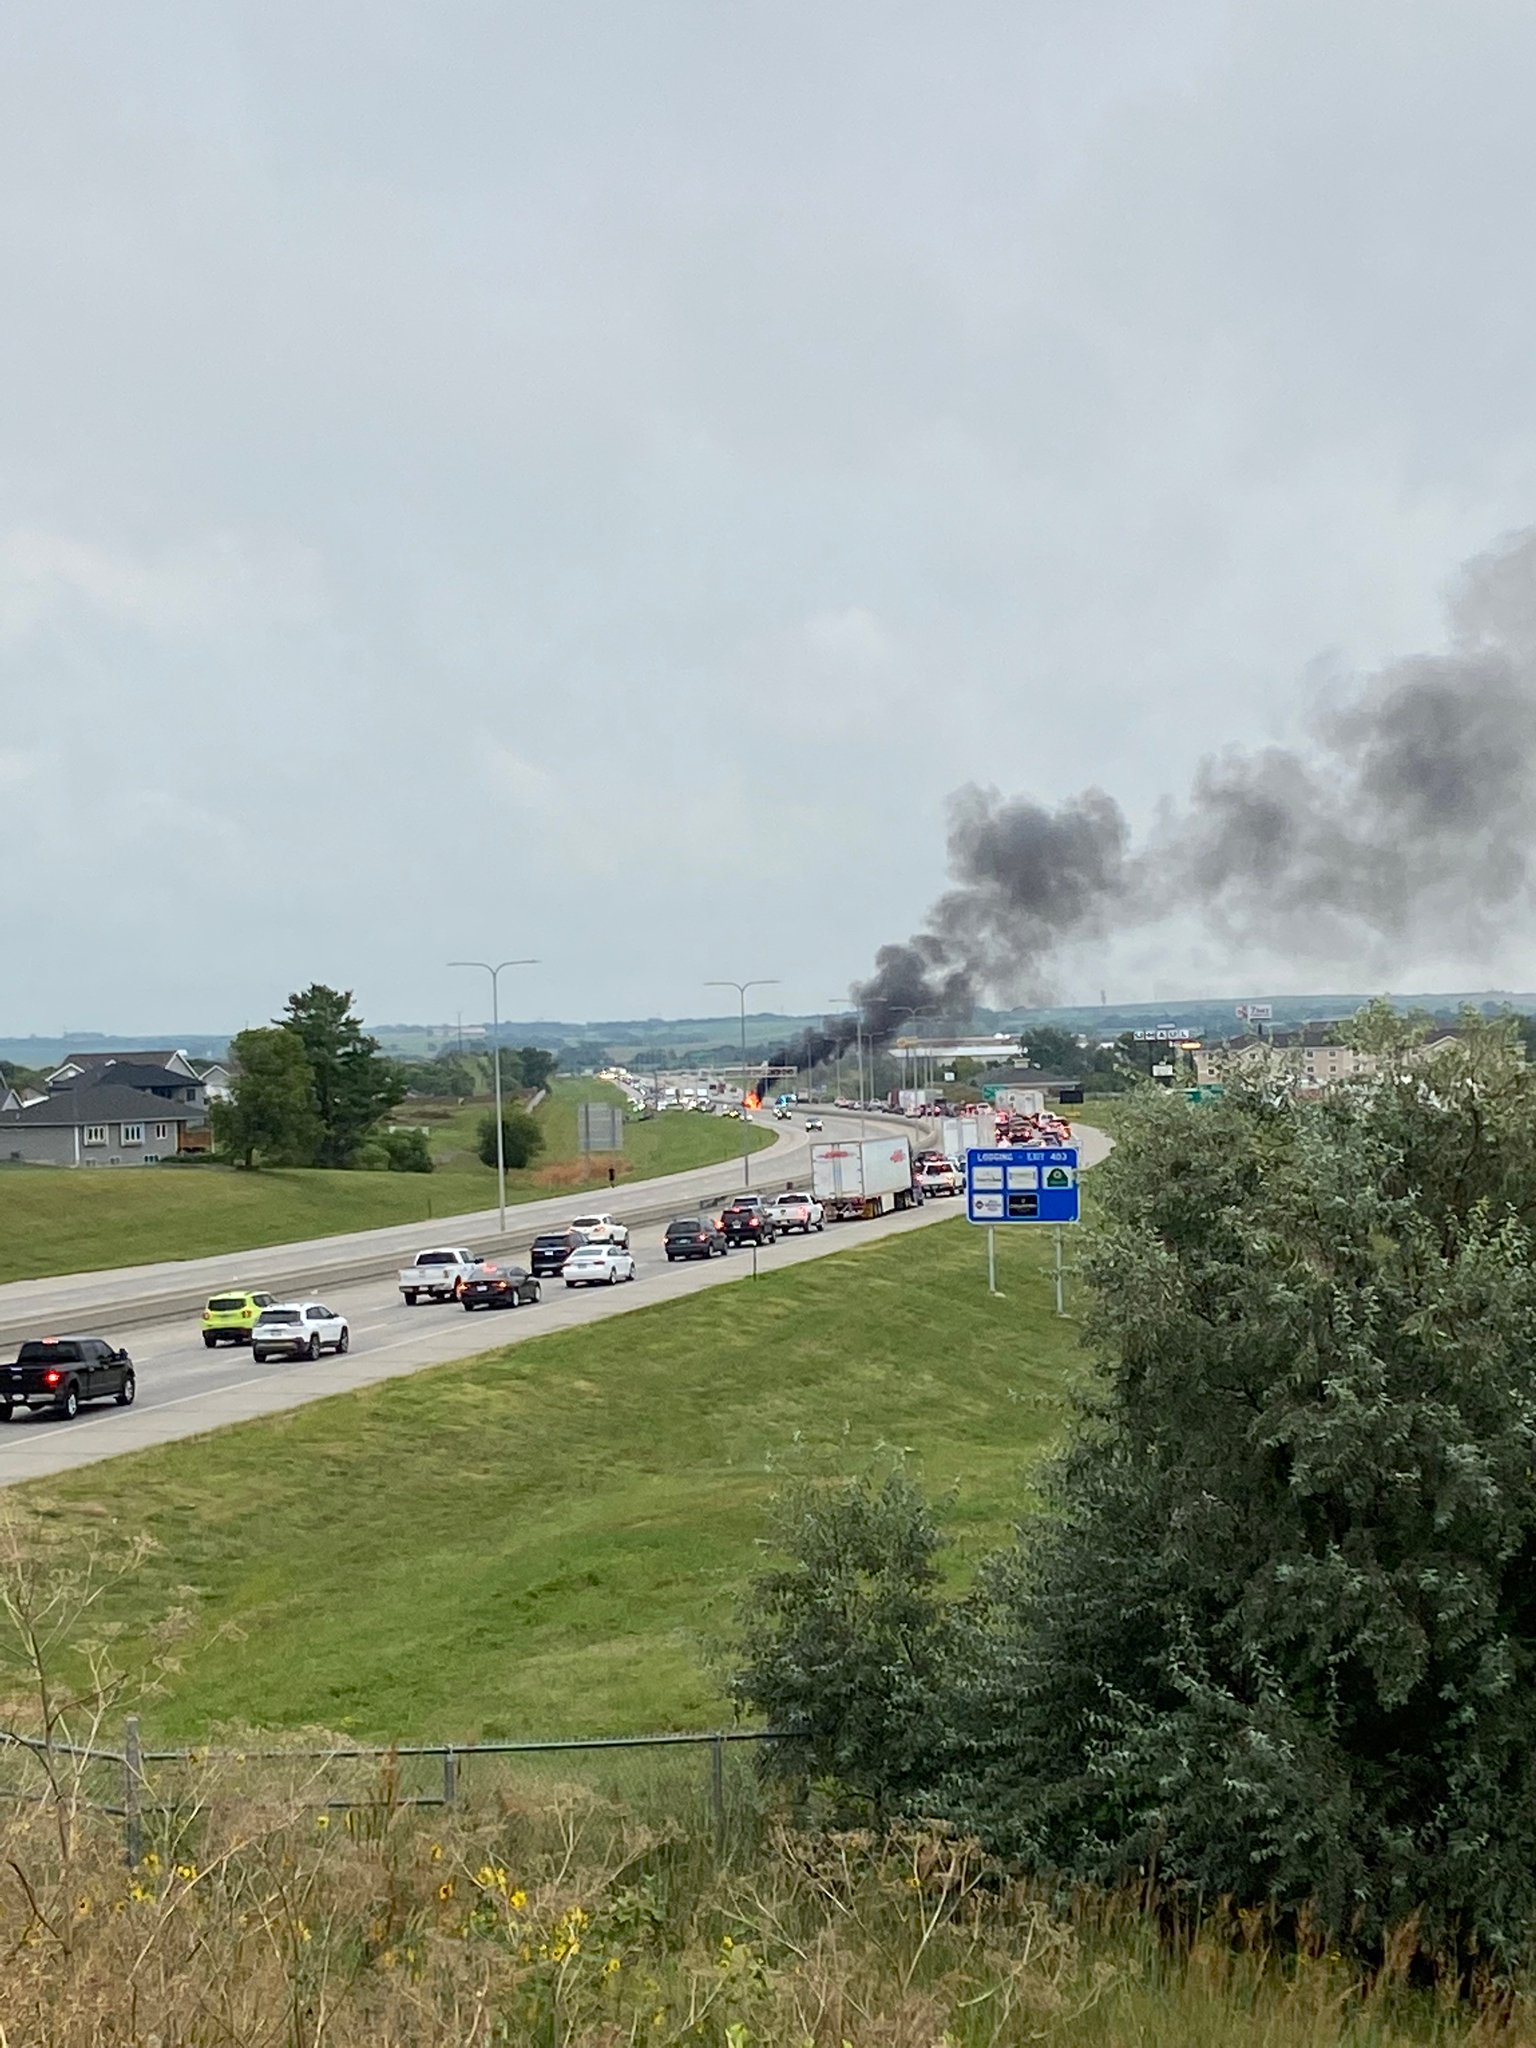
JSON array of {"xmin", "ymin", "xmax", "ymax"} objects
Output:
[{"xmin": 811, "ymin": 1135, "xmax": 918, "ymax": 1222}]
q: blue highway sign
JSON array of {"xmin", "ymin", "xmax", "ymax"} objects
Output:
[{"xmin": 966, "ymin": 1146, "xmax": 1080, "ymax": 1226}]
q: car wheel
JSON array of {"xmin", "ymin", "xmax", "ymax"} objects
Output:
[
  {"xmin": 306, "ymin": 1334, "xmax": 320, "ymax": 1360},
  {"xmin": 58, "ymin": 1385, "xmax": 79, "ymax": 1421},
  {"xmin": 530, "ymin": 1283, "xmax": 541, "ymax": 1303},
  {"xmin": 0, "ymin": 1401, "xmax": 12, "ymax": 1423},
  {"xmin": 627, "ymin": 1266, "xmax": 637, "ymax": 1281},
  {"xmin": 607, "ymin": 1267, "xmax": 619, "ymax": 1285},
  {"xmin": 404, "ymin": 1290, "xmax": 418, "ymax": 1305},
  {"xmin": 462, "ymin": 1298, "xmax": 475, "ymax": 1310},
  {"xmin": 337, "ymin": 1328, "xmax": 350, "ymax": 1354},
  {"xmin": 202, "ymin": 1332, "xmax": 217, "ymax": 1349},
  {"xmin": 666, "ymin": 1253, "xmax": 677, "ymax": 1262},
  {"xmin": 565, "ymin": 1279, "xmax": 576, "ymax": 1288},
  {"xmin": 252, "ymin": 1350, "xmax": 268, "ymax": 1364},
  {"xmin": 115, "ymin": 1370, "xmax": 136, "ymax": 1407}
]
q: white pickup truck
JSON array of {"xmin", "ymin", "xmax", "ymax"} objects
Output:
[
  {"xmin": 914, "ymin": 1157, "xmax": 964, "ymax": 1198},
  {"xmin": 399, "ymin": 1247, "xmax": 480, "ymax": 1304},
  {"xmin": 764, "ymin": 1188, "xmax": 825, "ymax": 1234}
]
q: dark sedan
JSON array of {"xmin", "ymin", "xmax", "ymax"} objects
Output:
[
  {"xmin": 664, "ymin": 1217, "xmax": 728, "ymax": 1261},
  {"xmin": 461, "ymin": 1262, "xmax": 542, "ymax": 1310}
]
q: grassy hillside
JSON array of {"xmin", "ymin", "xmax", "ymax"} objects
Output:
[
  {"xmin": 0, "ymin": 1081, "xmax": 772, "ymax": 1283},
  {"xmin": 23, "ymin": 1213, "xmax": 1089, "ymax": 1741}
]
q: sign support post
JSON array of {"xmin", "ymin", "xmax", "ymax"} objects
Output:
[{"xmin": 966, "ymin": 1145, "xmax": 1080, "ymax": 1302}]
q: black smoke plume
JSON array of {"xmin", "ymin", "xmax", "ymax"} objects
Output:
[{"xmin": 847, "ymin": 528, "xmax": 1536, "ymax": 1033}]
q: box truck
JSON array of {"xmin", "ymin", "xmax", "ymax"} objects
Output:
[{"xmin": 811, "ymin": 1135, "xmax": 917, "ymax": 1222}]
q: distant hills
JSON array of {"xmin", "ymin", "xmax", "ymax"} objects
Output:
[{"xmin": 4, "ymin": 991, "xmax": 1532, "ymax": 1072}]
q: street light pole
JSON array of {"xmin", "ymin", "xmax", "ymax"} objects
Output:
[
  {"xmin": 448, "ymin": 957, "xmax": 539, "ymax": 1234},
  {"xmin": 705, "ymin": 976, "xmax": 779, "ymax": 1188},
  {"xmin": 826, "ymin": 1000, "xmax": 868, "ymax": 1136}
]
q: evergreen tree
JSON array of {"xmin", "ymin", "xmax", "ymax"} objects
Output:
[{"xmin": 278, "ymin": 984, "xmax": 403, "ymax": 1167}]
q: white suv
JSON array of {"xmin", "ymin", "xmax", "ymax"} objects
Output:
[
  {"xmin": 568, "ymin": 1212, "xmax": 631, "ymax": 1248},
  {"xmin": 252, "ymin": 1302, "xmax": 351, "ymax": 1363}
]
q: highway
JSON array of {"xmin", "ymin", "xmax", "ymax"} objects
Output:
[{"xmin": 0, "ymin": 1113, "xmax": 1113, "ymax": 1488}]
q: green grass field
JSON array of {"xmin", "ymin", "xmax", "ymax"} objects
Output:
[
  {"xmin": 0, "ymin": 1081, "xmax": 772, "ymax": 1284},
  {"xmin": 23, "ymin": 1210, "xmax": 1090, "ymax": 1742}
]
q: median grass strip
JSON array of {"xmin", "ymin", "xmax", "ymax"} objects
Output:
[
  {"xmin": 0, "ymin": 1080, "xmax": 772, "ymax": 1283},
  {"xmin": 23, "ymin": 1213, "xmax": 1091, "ymax": 1742}
]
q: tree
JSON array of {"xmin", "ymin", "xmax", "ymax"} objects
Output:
[
  {"xmin": 278, "ymin": 985, "xmax": 403, "ymax": 1168},
  {"xmin": 939, "ymin": 1016, "xmax": 1536, "ymax": 1965},
  {"xmin": 513, "ymin": 1045, "xmax": 558, "ymax": 1092},
  {"xmin": 211, "ymin": 1027, "xmax": 319, "ymax": 1168},
  {"xmin": 732, "ymin": 1469, "xmax": 959, "ymax": 1823},
  {"xmin": 476, "ymin": 1105, "xmax": 545, "ymax": 1171},
  {"xmin": 1018, "ymin": 1026, "xmax": 1086, "ymax": 1075}
]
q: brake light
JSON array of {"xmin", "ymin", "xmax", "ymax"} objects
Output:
[{"xmin": 43, "ymin": 1371, "xmax": 59, "ymax": 1387}]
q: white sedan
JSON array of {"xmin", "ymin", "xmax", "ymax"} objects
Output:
[
  {"xmin": 563, "ymin": 1242, "xmax": 638, "ymax": 1287},
  {"xmin": 252, "ymin": 1302, "xmax": 351, "ymax": 1362},
  {"xmin": 568, "ymin": 1212, "xmax": 631, "ymax": 1248}
]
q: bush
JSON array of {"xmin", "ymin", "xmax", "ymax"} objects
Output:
[
  {"xmin": 381, "ymin": 1127, "xmax": 434, "ymax": 1174},
  {"xmin": 476, "ymin": 1105, "xmax": 545, "ymax": 1171},
  {"xmin": 731, "ymin": 1467, "xmax": 960, "ymax": 1823}
]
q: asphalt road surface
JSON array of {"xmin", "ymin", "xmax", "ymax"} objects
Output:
[{"xmin": 0, "ymin": 1115, "xmax": 1112, "ymax": 1489}]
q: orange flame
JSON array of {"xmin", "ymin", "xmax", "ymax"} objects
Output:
[{"xmin": 743, "ymin": 1091, "xmax": 762, "ymax": 1111}]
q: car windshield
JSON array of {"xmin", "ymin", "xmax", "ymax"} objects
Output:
[
  {"xmin": 207, "ymin": 1296, "xmax": 248, "ymax": 1312},
  {"xmin": 570, "ymin": 1217, "xmax": 604, "ymax": 1229},
  {"xmin": 666, "ymin": 1221, "xmax": 702, "ymax": 1234},
  {"xmin": 257, "ymin": 1309, "xmax": 301, "ymax": 1325},
  {"xmin": 17, "ymin": 1341, "xmax": 83, "ymax": 1364},
  {"xmin": 416, "ymin": 1251, "xmax": 461, "ymax": 1265}
]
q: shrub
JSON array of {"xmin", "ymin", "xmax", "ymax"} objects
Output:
[
  {"xmin": 476, "ymin": 1105, "xmax": 544, "ymax": 1171},
  {"xmin": 731, "ymin": 1467, "xmax": 960, "ymax": 1823},
  {"xmin": 381, "ymin": 1127, "xmax": 434, "ymax": 1173}
]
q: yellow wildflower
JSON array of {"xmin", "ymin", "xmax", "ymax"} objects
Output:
[
  {"xmin": 175, "ymin": 1863, "xmax": 198, "ymax": 1883},
  {"xmin": 510, "ymin": 1888, "xmax": 527, "ymax": 1911},
  {"xmin": 298, "ymin": 1921, "xmax": 312, "ymax": 1944},
  {"xmin": 437, "ymin": 1880, "xmax": 455, "ymax": 1903},
  {"xmin": 429, "ymin": 1842, "xmax": 443, "ymax": 1862},
  {"xmin": 314, "ymin": 1813, "xmax": 330, "ymax": 1831},
  {"xmin": 75, "ymin": 1895, "xmax": 92, "ymax": 1916},
  {"xmin": 141, "ymin": 1851, "xmax": 160, "ymax": 1874},
  {"xmin": 603, "ymin": 1955, "xmax": 622, "ymax": 1978}
]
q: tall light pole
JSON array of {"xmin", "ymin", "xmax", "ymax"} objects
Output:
[
  {"xmin": 449, "ymin": 957, "xmax": 539, "ymax": 1233},
  {"xmin": 886, "ymin": 1006, "xmax": 930, "ymax": 1104},
  {"xmin": 826, "ymin": 1000, "xmax": 868, "ymax": 1135},
  {"xmin": 705, "ymin": 976, "xmax": 778, "ymax": 1187}
]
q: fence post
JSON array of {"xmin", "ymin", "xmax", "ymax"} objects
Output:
[
  {"xmin": 442, "ymin": 1745, "xmax": 457, "ymax": 1808},
  {"xmin": 124, "ymin": 1716, "xmax": 143, "ymax": 1867},
  {"xmin": 709, "ymin": 1735, "xmax": 725, "ymax": 1858}
]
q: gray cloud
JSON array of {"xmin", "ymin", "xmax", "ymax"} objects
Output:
[{"xmin": 3, "ymin": 2, "xmax": 1536, "ymax": 1030}]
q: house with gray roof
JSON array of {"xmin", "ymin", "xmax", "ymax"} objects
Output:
[{"xmin": 0, "ymin": 1084, "xmax": 198, "ymax": 1166}]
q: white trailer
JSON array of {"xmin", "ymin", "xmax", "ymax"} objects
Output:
[
  {"xmin": 940, "ymin": 1111, "xmax": 996, "ymax": 1160},
  {"xmin": 811, "ymin": 1135, "xmax": 916, "ymax": 1222}
]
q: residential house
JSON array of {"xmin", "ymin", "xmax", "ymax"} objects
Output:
[
  {"xmin": 0, "ymin": 1084, "xmax": 197, "ymax": 1165},
  {"xmin": 44, "ymin": 1051, "xmax": 207, "ymax": 1119}
]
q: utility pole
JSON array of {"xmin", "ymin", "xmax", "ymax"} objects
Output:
[
  {"xmin": 448, "ymin": 957, "xmax": 539, "ymax": 1232},
  {"xmin": 705, "ymin": 976, "xmax": 779, "ymax": 1188}
]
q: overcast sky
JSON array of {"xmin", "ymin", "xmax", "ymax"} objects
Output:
[{"xmin": 5, "ymin": 1, "xmax": 1536, "ymax": 1033}]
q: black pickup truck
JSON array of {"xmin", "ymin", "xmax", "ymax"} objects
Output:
[{"xmin": 2, "ymin": 1335, "xmax": 136, "ymax": 1422}]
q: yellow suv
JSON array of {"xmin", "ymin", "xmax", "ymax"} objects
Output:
[{"xmin": 201, "ymin": 1289, "xmax": 276, "ymax": 1348}]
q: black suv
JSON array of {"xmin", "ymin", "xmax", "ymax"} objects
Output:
[
  {"xmin": 720, "ymin": 1196, "xmax": 776, "ymax": 1246},
  {"xmin": 4, "ymin": 1336, "xmax": 136, "ymax": 1422},
  {"xmin": 530, "ymin": 1230, "xmax": 585, "ymax": 1277},
  {"xmin": 664, "ymin": 1217, "xmax": 728, "ymax": 1261}
]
